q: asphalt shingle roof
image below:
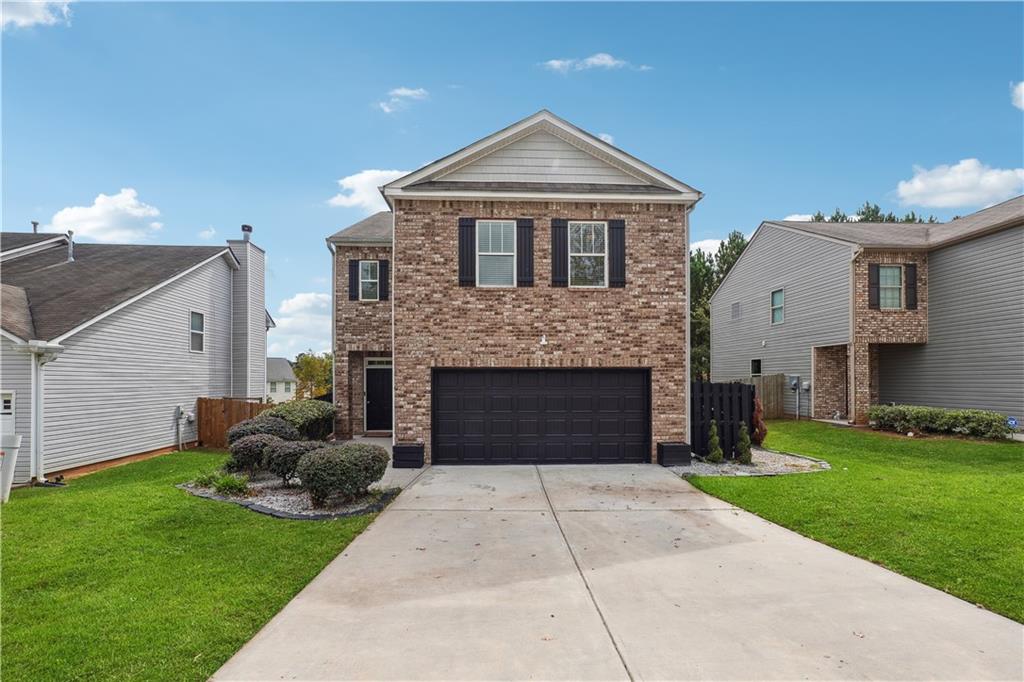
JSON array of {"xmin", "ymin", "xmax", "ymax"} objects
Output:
[
  {"xmin": 328, "ymin": 211, "xmax": 393, "ymax": 244},
  {"xmin": 267, "ymin": 357, "xmax": 297, "ymax": 382},
  {"xmin": 1, "ymin": 284, "xmax": 35, "ymax": 340},
  {"xmin": 1, "ymin": 232, "xmax": 64, "ymax": 252}
]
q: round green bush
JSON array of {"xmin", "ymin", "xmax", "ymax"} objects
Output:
[
  {"xmin": 266, "ymin": 440, "xmax": 327, "ymax": 485},
  {"xmin": 227, "ymin": 416, "xmax": 301, "ymax": 445},
  {"xmin": 262, "ymin": 400, "xmax": 336, "ymax": 440},
  {"xmin": 228, "ymin": 434, "xmax": 284, "ymax": 474},
  {"xmin": 296, "ymin": 443, "xmax": 389, "ymax": 507}
]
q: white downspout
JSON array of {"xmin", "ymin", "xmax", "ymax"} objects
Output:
[{"xmin": 26, "ymin": 341, "xmax": 64, "ymax": 482}]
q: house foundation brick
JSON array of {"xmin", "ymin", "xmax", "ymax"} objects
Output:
[{"xmin": 812, "ymin": 344, "xmax": 848, "ymax": 419}]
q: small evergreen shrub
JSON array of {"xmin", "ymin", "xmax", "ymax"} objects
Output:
[
  {"xmin": 262, "ymin": 400, "xmax": 335, "ymax": 440},
  {"xmin": 266, "ymin": 440, "xmax": 327, "ymax": 486},
  {"xmin": 213, "ymin": 473, "xmax": 250, "ymax": 496},
  {"xmin": 706, "ymin": 419, "xmax": 724, "ymax": 463},
  {"xmin": 226, "ymin": 416, "xmax": 301, "ymax": 445},
  {"xmin": 751, "ymin": 396, "xmax": 769, "ymax": 445},
  {"xmin": 227, "ymin": 434, "xmax": 284, "ymax": 475},
  {"xmin": 868, "ymin": 404, "xmax": 1011, "ymax": 440},
  {"xmin": 296, "ymin": 443, "xmax": 389, "ymax": 507},
  {"xmin": 737, "ymin": 422, "xmax": 753, "ymax": 465}
]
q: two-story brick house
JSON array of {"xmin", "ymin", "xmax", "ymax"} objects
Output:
[
  {"xmin": 710, "ymin": 196, "xmax": 1024, "ymax": 424},
  {"xmin": 327, "ymin": 110, "xmax": 702, "ymax": 464}
]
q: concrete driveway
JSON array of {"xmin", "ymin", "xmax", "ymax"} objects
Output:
[{"xmin": 216, "ymin": 465, "xmax": 1022, "ymax": 681}]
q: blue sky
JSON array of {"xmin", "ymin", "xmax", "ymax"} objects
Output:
[{"xmin": 4, "ymin": 1, "xmax": 1022, "ymax": 357}]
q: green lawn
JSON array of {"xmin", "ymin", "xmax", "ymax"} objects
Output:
[
  {"xmin": 1, "ymin": 451, "xmax": 373, "ymax": 681},
  {"xmin": 688, "ymin": 420, "xmax": 1024, "ymax": 622}
]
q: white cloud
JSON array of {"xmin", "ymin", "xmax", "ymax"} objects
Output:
[
  {"xmin": 783, "ymin": 214, "xmax": 814, "ymax": 221},
  {"xmin": 1012, "ymin": 82, "xmax": 1024, "ymax": 111},
  {"xmin": 267, "ymin": 292, "xmax": 331, "ymax": 358},
  {"xmin": 896, "ymin": 158, "xmax": 1024, "ymax": 208},
  {"xmin": 198, "ymin": 226, "xmax": 216, "ymax": 240},
  {"xmin": 47, "ymin": 188, "xmax": 163, "ymax": 243},
  {"xmin": 542, "ymin": 52, "xmax": 650, "ymax": 74},
  {"xmin": 598, "ymin": 132, "xmax": 615, "ymax": 145},
  {"xmin": 690, "ymin": 238, "xmax": 722, "ymax": 255},
  {"xmin": 2, "ymin": 1, "xmax": 71, "ymax": 30},
  {"xmin": 327, "ymin": 169, "xmax": 409, "ymax": 214},
  {"xmin": 378, "ymin": 86, "xmax": 428, "ymax": 114}
]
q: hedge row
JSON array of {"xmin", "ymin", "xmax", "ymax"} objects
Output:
[{"xmin": 868, "ymin": 404, "xmax": 1012, "ymax": 440}]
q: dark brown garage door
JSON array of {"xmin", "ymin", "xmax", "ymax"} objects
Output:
[{"xmin": 432, "ymin": 368, "xmax": 650, "ymax": 464}]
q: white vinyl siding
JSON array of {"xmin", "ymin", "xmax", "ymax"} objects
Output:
[
  {"xmin": 879, "ymin": 265, "xmax": 902, "ymax": 309},
  {"xmin": 1, "ymin": 337, "xmax": 32, "ymax": 483},
  {"xmin": 770, "ymin": 289, "xmax": 784, "ymax": 324},
  {"xmin": 190, "ymin": 311, "xmax": 205, "ymax": 352},
  {"xmin": 569, "ymin": 221, "xmax": 607, "ymax": 288},
  {"xmin": 477, "ymin": 220, "xmax": 515, "ymax": 287}
]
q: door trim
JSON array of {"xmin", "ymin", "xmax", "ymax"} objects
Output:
[{"xmin": 363, "ymin": 356, "xmax": 393, "ymax": 433}]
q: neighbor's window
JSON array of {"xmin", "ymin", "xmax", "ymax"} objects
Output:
[
  {"xmin": 731, "ymin": 302, "xmax": 741, "ymax": 320},
  {"xmin": 879, "ymin": 265, "xmax": 902, "ymax": 310},
  {"xmin": 569, "ymin": 221, "xmax": 607, "ymax": 287},
  {"xmin": 190, "ymin": 311, "xmax": 205, "ymax": 352},
  {"xmin": 770, "ymin": 289, "xmax": 784, "ymax": 324},
  {"xmin": 270, "ymin": 382, "xmax": 278, "ymax": 393},
  {"xmin": 477, "ymin": 220, "xmax": 516, "ymax": 287},
  {"xmin": 359, "ymin": 260, "xmax": 379, "ymax": 301},
  {"xmin": 285, "ymin": 382, "xmax": 292, "ymax": 393},
  {"xmin": 751, "ymin": 359, "xmax": 762, "ymax": 377}
]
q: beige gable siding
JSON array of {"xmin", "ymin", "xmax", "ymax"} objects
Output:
[
  {"xmin": 1, "ymin": 337, "xmax": 33, "ymax": 483},
  {"xmin": 440, "ymin": 131, "xmax": 646, "ymax": 185}
]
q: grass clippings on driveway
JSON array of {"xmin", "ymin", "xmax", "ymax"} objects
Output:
[
  {"xmin": 1, "ymin": 450, "xmax": 372, "ymax": 682},
  {"xmin": 687, "ymin": 420, "xmax": 1024, "ymax": 623}
]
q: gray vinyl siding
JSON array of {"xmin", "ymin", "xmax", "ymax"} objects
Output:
[
  {"xmin": 228, "ymin": 240, "xmax": 267, "ymax": 399},
  {"xmin": 230, "ymin": 240, "xmax": 250, "ymax": 397},
  {"xmin": 247, "ymin": 245, "xmax": 266, "ymax": 398},
  {"xmin": 878, "ymin": 225, "xmax": 1024, "ymax": 417},
  {"xmin": 40, "ymin": 257, "xmax": 233, "ymax": 475},
  {"xmin": 711, "ymin": 226, "xmax": 853, "ymax": 416},
  {"xmin": 2, "ymin": 337, "xmax": 33, "ymax": 483}
]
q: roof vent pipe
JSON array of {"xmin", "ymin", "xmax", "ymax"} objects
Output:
[
  {"xmin": 31, "ymin": 220, "xmax": 39, "ymax": 234},
  {"xmin": 67, "ymin": 230, "xmax": 74, "ymax": 262},
  {"xmin": 241, "ymin": 224, "xmax": 253, "ymax": 242}
]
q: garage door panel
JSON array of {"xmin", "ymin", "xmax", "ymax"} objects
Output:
[
  {"xmin": 464, "ymin": 419, "xmax": 486, "ymax": 435},
  {"xmin": 517, "ymin": 418, "xmax": 539, "ymax": 435},
  {"xmin": 545, "ymin": 418, "xmax": 568, "ymax": 436},
  {"xmin": 545, "ymin": 395, "xmax": 568, "ymax": 412},
  {"xmin": 491, "ymin": 395, "xmax": 513, "ymax": 411}
]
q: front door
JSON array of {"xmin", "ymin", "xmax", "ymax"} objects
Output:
[{"xmin": 365, "ymin": 360, "xmax": 393, "ymax": 431}]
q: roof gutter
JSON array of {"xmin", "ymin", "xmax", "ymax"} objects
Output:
[{"xmin": 19, "ymin": 341, "xmax": 64, "ymax": 482}]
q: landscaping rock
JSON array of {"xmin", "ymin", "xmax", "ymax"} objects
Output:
[{"xmin": 673, "ymin": 447, "xmax": 829, "ymax": 477}]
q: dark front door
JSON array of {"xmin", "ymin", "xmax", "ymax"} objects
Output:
[
  {"xmin": 365, "ymin": 366, "xmax": 393, "ymax": 431},
  {"xmin": 432, "ymin": 368, "xmax": 650, "ymax": 464}
]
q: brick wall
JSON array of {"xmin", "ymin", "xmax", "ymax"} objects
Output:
[
  {"xmin": 812, "ymin": 344, "xmax": 848, "ymax": 419},
  {"xmin": 391, "ymin": 198, "xmax": 689, "ymax": 463}
]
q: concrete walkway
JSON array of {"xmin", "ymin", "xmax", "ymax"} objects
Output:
[{"xmin": 216, "ymin": 465, "xmax": 1023, "ymax": 681}]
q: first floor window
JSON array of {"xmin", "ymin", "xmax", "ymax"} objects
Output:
[
  {"xmin": 751, "ymin": 359, "xmax": 762, "ymax": 377},
  {"xmin": 270, "ymin": 382, "xmax": 278, "ymax": 392},
  {"xmin": 879, "ymin": 265, "xmax": 902, "ymax": 309},
  {"xmin": 285, "ymin": 382, "xmax": 292, "ymax": 393},
  {"xmin": 190, "ymin": 311, "xmax": 205, "ymax": 352},
  {"xmin": 359, "ymin": 260, "xmax": 379, "ymax": 301},
  {"xmin": 477, "ymin": 220, "xmax": 515, "ymax": 286},
  {"xmin": 770, "ymin": 289, "xmax": 784, "ymax": 324},
  {"xmin": 569, "ymin": 221, "xmax": 607, "ymax": 287}
]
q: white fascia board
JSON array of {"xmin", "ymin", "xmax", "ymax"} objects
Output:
[
  {"xmin": 0, "ymin": 329, "xmax": 27, "ymax": 344},
  {"xmin": 51, "ymin": 250, "xmax": 235, "ymax": 344},
  {"xmin": 0, "ymin": 235, "xmax": 68, "ymax": 263},
  {"xmin": 384, "ymin": 188, "xmax": 700, "ymax": 204}
]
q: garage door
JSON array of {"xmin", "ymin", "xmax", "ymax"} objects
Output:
[{"xmin": 432, "ymin": 368, "xmax": 650, "ymax": 464}]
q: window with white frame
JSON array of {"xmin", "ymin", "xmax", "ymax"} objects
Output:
[
  {"xmin": 569, "ymin": 221, "xmax": 607, "ymax": 287},
  {"xmin": 285, "ymin": 382, "xmax": 292, "ymax": 393},
  {"xmin": 879, "ymin": 265, "xmax": 902, "ymax": 309},
  {"xmin": 270, "ymin": 381, "xmax": 278, "ymax": 392},
  {"xmin": 476, "ymin": 220, "xmax": 516, "ymax": 287},
  {"xmin": 190, "ymin": 311, "xmax": 205, "ymax": 352},
  {"xmin": 0, "ymin": 392, "xmax": 13, "ymax": 436},
  {"xmin": 359, "ymin": 260, "xmax": 379, "ymax": 301},
  {"xmin": 750, "ymin": 359, "xmax": 762, "ymax": 377},
  {"xmin": 770, "ymin": 289, "xmax": 784, "ymax": 324}
]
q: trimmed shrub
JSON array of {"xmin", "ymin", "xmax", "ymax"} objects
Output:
[
  {"xmin": 868, "ymin": 404, "xmax": 1011, "ymax": 440},
  {"xmin": 266, "ymin": 440, "xmax": 327, "ymax": 486},
  {"xmin": 227, "ymin": 434, "xmax": 284, "ymax": 475},
  {"xmin": 262, "ymin": 400, "xmax": 335, "ymax": 440},
  {"xmin": 751, "ymin": 396, "xmax": 768, "ymax": 446},
  {"xmin": 227, "ymin": 416, "xmax": 301, "ymax": 445},
  {"xmin": 213, "ymin": 473, "xmax": 250, "ymax": 496},
  {"xmin": 706, "ymin": 419, "xmax": 724, "ymax": 463},
  {"xmin": 296, "ymin": 443, "xmax": 389, "ymax": 507},
  {"xmin": 737, "ymin": 422, "xmax": 753, "ymax": 465}
]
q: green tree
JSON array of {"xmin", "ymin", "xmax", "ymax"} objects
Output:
[
  {"xmin": 293, "ymin": 350, "xmax": 333, "ymax": 399},
  {"xmin": 713, "ymin": 231, "xmax": 749, "ymax": 287},
  {"xmin": 689, "ymin": 249, "xmax": 715, "ymax": 380},
  {"xmin": 809, "ymin": 201, "xmax": 937, "ymax": 224},
  {"xmin": 737, "ymin": 422, "xmax": 752, "ymax": 465},
  {"xmin": 707, "ymin": 419, "xmax": 724, "ymax": 463}
]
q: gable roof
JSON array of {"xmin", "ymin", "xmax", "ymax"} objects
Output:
[
  {"xmin": 382, "ymin": 110, "xmax": 702, "ymax": 205},
  {"xmin": 1, "ymin": 232, "xmax": 64, "ymax": 252},
  {"xmin": 0, "ymin": 235, "xmax": 236, "ymax": 341},
  {"xmin": 327, "ymin": 211, "xmax": 393, "ymax": 245},
  {"xmin": 266, "ymin": 357, "xmax": 297, "ymax": 382},
  {"xmin": 926, "ymin": 195, "xmax": 1024, "ymax": 246},
  {"xmin": 1, "ymin": 284, "xmax": 36, "ymax": 341}
]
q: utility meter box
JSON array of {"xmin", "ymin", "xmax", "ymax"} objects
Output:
[{"xmin": 788, "ymin": 375, "xmax": 800, "ymax": 391}]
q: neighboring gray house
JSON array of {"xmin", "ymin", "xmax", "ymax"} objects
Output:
[
  {"xmin": 710, "ymin": 196, "xmax": 1024, "ymax": 423},
  {"xmin": 0, "ymin": 227, "xmax": 270, "ymax": 484},
  {"xmin": 266, "ymin": 357, "xmax": 297, "ymax": 403}
]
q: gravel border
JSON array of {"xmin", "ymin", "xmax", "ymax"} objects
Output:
[
  {"xmin": 178, "ymin": 483, "xmax": 401, "ymax": 520},
  {"xmin": 673, "ymin": 446, "xmax": 830, "ymax": 477}
]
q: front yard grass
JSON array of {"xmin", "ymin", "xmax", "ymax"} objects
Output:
[
  {"xmin": 687, "ymin": 420, "xmax": 1024, "ymax": 623},
  {"xmin": 1, "ymin": 450, "xmax": 373, "ymax": 681}
]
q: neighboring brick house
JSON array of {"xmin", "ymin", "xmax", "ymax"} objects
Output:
[
  {"xmin": 327, "ymin": 110, "xmax": 702, "ymax": 464},
  {"xmin": 710, "ymin": 196, "xmax": 1024, "ymax": 424}
]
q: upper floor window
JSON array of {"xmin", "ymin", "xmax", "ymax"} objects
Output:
[
  {"xmin": 477, "ymin": 220, "xmax": 516, "ymax": 287},
  {"xmin": 190, "ymin": 311, "xmax": 205, "ymax": 352},
  {"xmin": 569, "ymin": 221, "xmax": 607, "ymax": 287},
  {"xmin": 731, "ymin": 302, "xmax": 741, "ymax": 320},
  {"xmin": 770, "ymin": 289, "xmax": 784, "ymax": 325},
  {"xmin": 359, "ymin": 260, "xmax": 379, "ymax": 301},
  {"xmin": 879, "ymin": 265, "xmax": 902, "ymax": 310}
]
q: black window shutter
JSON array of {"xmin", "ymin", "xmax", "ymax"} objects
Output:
[
  {"xmin": 516, "ymin": 219, "xmax": 534, "ymax": 287},
  {"xmin": 904, "ymin": 263, "xmax": 917, "ymax": 310},
  {"xmin": 551, "ymin": 218, "xmax": 568, "ymax": 287},
  {"xmin": 348, "ymin": 259, "xmax": 359, "ymax": 301},
  {"xmin": 458, "ymin": 218, "xmax": 475, "ymax": 286},
  {"xmin": 378, "ymin": 260, "xmax": 389, "ymax": 301},
  {"xmin": 608, "ymin": 219, "xmax": 626, "ymax": 287},
  {"xmin": 868, "ymin": 263, "xmax": 880, "ymax": 309}
]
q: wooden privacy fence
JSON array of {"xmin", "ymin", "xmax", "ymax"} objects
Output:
[
  {"xmin": 197, "ymin": 397, "xmax": 272, "ymax": 448},
  {"xmin": 690, "ymin": 381, "xmax": 755, "ymax": 458},
  {"xmin": 747, "ymin": 373, "xmax": 785, "ymax": 419}
]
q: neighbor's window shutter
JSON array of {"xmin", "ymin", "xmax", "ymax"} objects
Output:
[
  {"xmin": 904, "ymin": 263, "xmax": 917, "ymax": 310},
  {"xmin": 378, "ymin": 260, "xmax": 390, "ymax": 301},
  {"xmin": 458, "ymin": 218, "xmax": 475, "ymax": 286},
  {"xmin": 608, "ymin": 219, "xmax": 626, "ymax": 287},
  {"xmin": 348, "ymin": 260, "xmax": 359, "ymax": 301},
  {"xmin": 516, "ymin": 219, "xmax": 534, "ymax": 287},
  {"xmin": 551, "ymin": 218, "xmax": 568, "ymax": 287},
  {"xmin": 868, "ymin": 263, "xmax": 880, "ymax": 310}
]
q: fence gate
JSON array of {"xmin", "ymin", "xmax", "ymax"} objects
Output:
[
  {"xmin": 197, "ymin": 397, "xmax": 272, "ymax": 448},
  {"xmin": 690, "ymin": 381, "xmax": 755, "ymax": 458},
  {"xmin": 748, "ymin": 374, "xmax": 785, "ymax": 419}
]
